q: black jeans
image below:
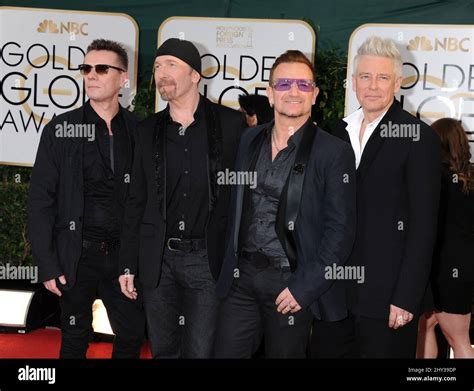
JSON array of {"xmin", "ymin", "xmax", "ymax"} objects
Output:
[
  {"xmin": 214, "ymin": 258, "xmax": 313, "ymax": 358},
  {"xmin": 142, "ymin": 248, "xmax": 219, "ymax": 358},
  {"xmin": 59, "ymin": 246, "xmax": 145, "ymax": 358}
]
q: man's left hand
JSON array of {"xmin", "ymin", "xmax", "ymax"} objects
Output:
[
  {"xmin": 389, "ymin": 304, "xmax": 414, "ymax": 329},
  {"xmin": 276, "ymin": 288, "xmax": 302, "ymax": 314}
]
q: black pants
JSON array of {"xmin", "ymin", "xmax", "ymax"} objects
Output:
[
  {"xmin": 142, "ymin": 248, "xmax": 219, "ymax": 358},
  {"xmin": 59, "ymin": 246, "xmax": 145, "ymax": 358},
  {"xmin": 214, "ymin": 259, "xmax": 313, "ymax": 358},
  {"xmin": 312, "ymin": 312, "xmax": 419, "ymax": 358}
]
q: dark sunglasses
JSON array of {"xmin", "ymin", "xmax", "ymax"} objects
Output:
[
  {"xmin": 272, "ymin": 78, "xmax": 315, "ymax": 92},
  {"xmin": 78, "ymin": 64, "xmax": 126, "ymax": 75}
]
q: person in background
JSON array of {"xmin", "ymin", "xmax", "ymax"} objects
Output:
[
  {"xmin": 238, "ymin": 94, "xmax": 274, "ymax": 127},
  {"xmin": 417, "ymin": 118, "xmax": 474, "ymax": 359}
]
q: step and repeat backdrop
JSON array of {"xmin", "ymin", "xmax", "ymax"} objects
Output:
[
  {"xmin": 0, "ymin": 6, "xmax": 138, "ymax": 166},
  {"xmin": 1, "ymin": 7, "xmax": 473, "ymax": 165}
]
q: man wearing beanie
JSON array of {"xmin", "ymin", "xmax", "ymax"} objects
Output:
[{"xmin": 118, "ymin": 38, "xmax": 246, "ymax": 358}]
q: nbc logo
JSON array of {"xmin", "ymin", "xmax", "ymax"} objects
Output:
[
  {"xmin": 407, "ymin": 36, "xmax": 433, "ymax": 51},
  {"xmin": 36, "ymin": 19, "xmax": 88, "ymax": 35},
  {"xmin": 407, "ymin": 35, "xmax": 470, "ymax": 52},
  {"xmin": 37, "ymin": 19, "xmax": 59, "ymax": 33}
]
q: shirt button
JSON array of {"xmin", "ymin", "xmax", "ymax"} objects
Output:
[
  {"xmin": 184, "ymin": 148, "xmax": 188, "ymax": 152},
  {"xmin": 183, "ymin": 193, "xmax": 187, "ymax": 197},
  {"xmin": 184, "ymin": 170, "xmax": 189, "ymax": 174}
]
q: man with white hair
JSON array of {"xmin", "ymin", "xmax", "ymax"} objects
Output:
[{"xmin": 329, "ymin": 36, "xmax": 441, "ymax": 358}]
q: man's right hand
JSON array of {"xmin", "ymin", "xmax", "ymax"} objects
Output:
[
  {"xmin": 119, "ymin": 274, "xmax": 138, "ymax": 300},
  {"xmin": 43, "ymin": 275, "xmax": 67, "ymax": 296}
]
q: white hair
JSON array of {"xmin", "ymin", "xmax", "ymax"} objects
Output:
[{"xmin": 353, "ymin": 36, "xmax": 403, "ymax": 78}]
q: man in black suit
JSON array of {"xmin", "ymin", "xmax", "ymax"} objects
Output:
[
  {"xmin": 214, "ymin": 50, "xmax": 357, "ymax": 358},
  {"xmin": 118, "ymin": 38, "xmax": 246, "ymax": 358},
  {"xmin": 28, "ymin": 39, "xmax": 145, "ymax": 358},
  {"xmin": 331, "ymin": 36, "xmax": 441, "ymax": 358}
]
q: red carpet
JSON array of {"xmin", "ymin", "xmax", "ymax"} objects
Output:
[{"xmin": 0, "ymin": 328, "xmax": 152, "ymax": 358}]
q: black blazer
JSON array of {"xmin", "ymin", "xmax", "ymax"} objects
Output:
[
  {"xmin": 216, "ymin": 120, "xmax": 357, "ymax": 322},
  {"xmin": 333, "ymin": 100, "xmax": 441, "ymax": 319},
  {"xmin": 28, "ymin": 104, "xmax": 138, "ymax": 288},
  {"xmin": 118, "ymin": 97, "xmax": 245, "ymax": 288}
]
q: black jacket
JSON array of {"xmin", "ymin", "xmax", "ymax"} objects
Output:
[
  {"xmin": 216, "ymin": 120, "xmax": 357, "ymax": 321},
  {"xmin": 333, "ymin": 100, "xmax": 441, "ymax": 319},
  {"xmin": 118, "ymin": 97, "xmax": 246, "ymax": 287},
  {"xmin": 28, "ymin": 104, "xmax": 138, "ymax": 288}
]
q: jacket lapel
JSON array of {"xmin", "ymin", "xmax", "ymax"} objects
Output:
[
  {"xmin": 357, "ymin": 100, "xmax": 400, "ymax": 182},
  {"xmin": 152, "ymin": 111, "xmax": 167, "ymax": 220},
  {"xmin": 232, "ymin": 125, "xmax": 268, "ymax": 253},
  {"xmin": 204, "ymin": 98, "xmax": 223, "ymax": 212}
]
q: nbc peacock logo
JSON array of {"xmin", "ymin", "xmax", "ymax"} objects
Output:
[
  {"xmin": 36, "ymin": 19, "xmax": 88, "ymax": 36},
  {"xmin": 407, "ymin": 36, "xmax": 433, "ymax": 51},
  {"xmin": 407, "ymin": 35, "xmax": 470, "ymax": 52},
  {"xmin": 37, "ymin": 19, "xmax": 59, "ymax": 34}
]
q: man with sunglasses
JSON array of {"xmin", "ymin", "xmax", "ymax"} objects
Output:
[
  {"xmin": 28, "ymin": 39, "xmax": 145, "ymax": 358},
  {"xmin": 214, "ymin": 50, "xmax": 356, "ymax": 358},
  {"xmin": 118, "ymin": 38, "xmax": 246, "ymax": 358}
]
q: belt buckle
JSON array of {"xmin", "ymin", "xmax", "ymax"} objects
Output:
[{"xmin": 167, "ymin": 237, "xmax": 181, "ymax": 251}]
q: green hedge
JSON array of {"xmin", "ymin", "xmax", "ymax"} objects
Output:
[
  {"xmin": 0, "ymin": 47, "xmax": 347, "ymax": 266},
  {"xmin": 0, "ymin": 179, "xmax": 31, "ymax": 265}
]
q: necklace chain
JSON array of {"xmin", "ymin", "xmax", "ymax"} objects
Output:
[{"xmin": 272, "ymin": 128, "xmax": 285, "ymax": 152}]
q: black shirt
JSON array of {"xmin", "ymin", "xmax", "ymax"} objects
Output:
[
  {"xmin": 240, "ymin": 120, "xmax": 305, "ymax": 259},
  {"xmin": 82, "ymin": 101, "xmax": 124, "ymax": 241},
  {"xmin": 165, "ymin": 95, "xmax": 209, "ymax": 239}
]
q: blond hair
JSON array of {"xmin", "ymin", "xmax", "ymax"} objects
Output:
[{"xmin": 353, "ymin": 36, "xmax": 402, "ymax": 78}]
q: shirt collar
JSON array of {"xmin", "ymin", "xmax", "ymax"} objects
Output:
[
  {"xmin": 84, "ymin": 100, "xmax": 123, "ymax": 127},
  {"xmin": 164, "ymin": 93, "xmax": 204, "ymax": 125},
  {"xmin": 265, "ymin": 117, "xmax": 312, "ymax": 148},
  {"xmin": 343, "ymin": 107, "xmax": 387, "ymax": 135}
]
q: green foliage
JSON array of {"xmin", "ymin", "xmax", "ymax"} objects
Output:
[
  {"xmin": 131, "ymin": 73, "xmax": 156, "ymax": 120},
  {"xmin": 303, "ymin": 18, "xmax": 348, "ymax": 131},
  {"xmin": 314, "ymin": 46, "xmax": 348, "ymax": 132},
  {"xmin": 0, "ymin": 176, "xmax": 31, "ymax": 265}
]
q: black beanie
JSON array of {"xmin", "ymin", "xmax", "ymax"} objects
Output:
[{"xmin": 155, "ymin": 38, "xmax": 201, "ymax": 74}]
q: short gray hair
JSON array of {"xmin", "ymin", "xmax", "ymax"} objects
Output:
[{"xmin": 353, "ymin": 36, "xmax": 402, "ymax": 78}]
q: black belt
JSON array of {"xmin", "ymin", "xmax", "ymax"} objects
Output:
[
  {"xmin": 82, "ymin": 239, "xmax": 120, "ymax": 253},
  {"xmin": 166, "ymin": 237, "xmax": 206, "ymax": 252},
  {"xmin": 240, "ymin": 251, "xmax": 290, "ymax": 270}
]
